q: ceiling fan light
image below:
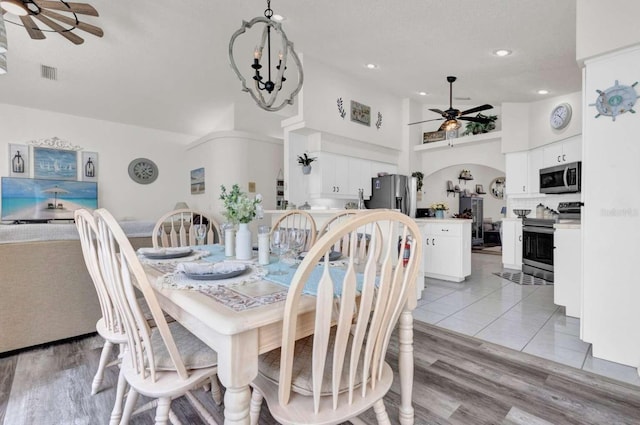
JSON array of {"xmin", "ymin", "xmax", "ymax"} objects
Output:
[
  {"xmin": 443, "ymin": 119, "xmax": 461, "ymax": 131},
  {"xmin": 0, "ymin": 0, "xmax": 28, "ymax": 16}
]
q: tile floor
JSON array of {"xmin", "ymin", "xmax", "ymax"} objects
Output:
[{"xmin": 414, "ymin": 252, "xmax": 640, "ymax": 387}]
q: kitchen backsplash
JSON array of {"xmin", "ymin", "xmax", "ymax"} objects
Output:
[{"xmin": 507, "ymin": 193, "xmax": 582, "ymax": 218}]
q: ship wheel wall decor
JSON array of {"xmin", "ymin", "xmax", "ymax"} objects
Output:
[{"xmin": 0, "ymin": 0, "xmax": 103, "ymax": 45}]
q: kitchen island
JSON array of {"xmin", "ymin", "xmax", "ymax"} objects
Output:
[{"xmin": 415, "ymin": 218, "xmax": 472, "ymax": 282}]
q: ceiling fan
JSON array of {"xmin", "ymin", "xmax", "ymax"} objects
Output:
[
  {"xmin": 0, "ymin": 0, "xmax": 103, "ymax": 45},
  {"xmin": 408, "ymin": 76, "xmax": 493, "ymax": 131}
]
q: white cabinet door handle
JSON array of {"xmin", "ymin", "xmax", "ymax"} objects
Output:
[
  {"xmin": 562, "ymin": 154, "xmax": 566, "ymax": 162},
  {"xmin": 432, "ymin": 238, "xmax": 435, "ymax": 245},
  {"xmin": 558, "ymin": 155, "xmax": 561, "ymax": 163},
  {"xmin": 519, "ymin": 235, "xmax": 522, "ymax": 241}
]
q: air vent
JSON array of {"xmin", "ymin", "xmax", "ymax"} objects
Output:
[{"xmin": 40, "ymin": 65, "xmax": 57, "ymax": 81}]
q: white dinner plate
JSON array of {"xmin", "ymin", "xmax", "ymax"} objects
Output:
[
  {"xmin": 185, "ymin": 268, "xmax": 247, "ymax": 281},
  {"xmin": 142, "ymin": 249, "xmax": 193, "ymax": 260}
]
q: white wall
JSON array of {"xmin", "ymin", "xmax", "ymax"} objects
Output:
[
  {"xmin": 501, "ymin": 91, "xmax": 582, "ymax": 153},
  {"xmin": 185, "ymin": 131, "xmax": 283, "ymax": 236},
  {"xmin": 0, "ymin": 104, "xmax": 192, "ymax": 221},
  {"xmin": 582, "ymin": 45, "xmax": 640, "ymax": 366}
]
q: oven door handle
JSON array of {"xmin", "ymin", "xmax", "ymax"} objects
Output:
[
  {"xmin": 523, "ymin": 226, "xmax": 555, "ymax": 234},
  {"xmin": 563, "ymin": 167, "xmax": 569, "ymax": 188}
]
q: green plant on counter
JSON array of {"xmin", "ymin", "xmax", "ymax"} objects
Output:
[{"xmin": 462, "ymin": 113, "xmax": 498, "ymax": 136}]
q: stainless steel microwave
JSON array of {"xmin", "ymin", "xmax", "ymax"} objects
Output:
[{"xmin": 540, "ymin": 161, "xmax": 581, "ymax": 194}]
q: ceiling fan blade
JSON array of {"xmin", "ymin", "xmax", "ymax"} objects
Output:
[
  {"xmin": 19, "ymin": 15, "xmax": 46, "ymax": 39},
  {"xmin": 459, "ymin": 104, "xmax": 494, "ymax": 116},
  {"xmin": 407, "ymin": 118, "xmax": 444, "ymax": 126},
  {"xmin": 428, "ymin": 108, "xmax": 445, "ymax": 115},
  {"xmin": 34, "ymin": 14, "xmax": 84, "ymax": 44},
  {"xmin": 34, "ymin": 1, "xmax": 99, "ymax": 16},
  {"xmin": 39, "ymin": 9, "xmax": 103, "ymax": 37},
  {"xmin": 459, "ymin": 116, "xmax": 491, "ymax": 124}
]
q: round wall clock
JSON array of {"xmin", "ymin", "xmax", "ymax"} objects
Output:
[
  {"xmin": 550, "ymin": 102, "xmax": 572, "ymax": 130},
  {"xmin": 589, "ymin": 80, "xmax": 639, "ymax": 121},
  {"xmin": 128, "ymin": 158, "xmax": 158, "ymax": 184}
]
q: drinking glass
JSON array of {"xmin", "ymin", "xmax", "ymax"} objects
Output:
[
  {"xmin": 288, "ymin": 229, "xmax": 306, "ymax": 267},
  {"xmin": 269, "ymin": 229, "xmax": 290, "ymax": 275},
  {"xmin": 194, "ymin": 224, "xmax": 207, "ymax": 245}
]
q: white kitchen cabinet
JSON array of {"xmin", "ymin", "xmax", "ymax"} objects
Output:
[
  {"xmin": 542, "ymin": 137, "xmax": 582, "ymax": 167},
  {"xmin": 308, "ymin": 152, "xmax": 396, "ymax": 199},
  {"xmin": 505, "ymin": 152, "xmax": 529, "ymax": 195},
  {"xmin": 528, "ymin": 148, "xmax": 543, "ymax": 194},
  {"xmin": 418, "ymin": 219, "xmax": 471, "ymax": 282},
  {"xmin": 554, "ymin": 225, "xmax": 582, "ymax": 318},
  {"xmin": 501, "ymin": 218, "xmax": 523, "ymax": 270}
]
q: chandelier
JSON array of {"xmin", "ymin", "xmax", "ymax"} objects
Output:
[{"xmin": 228, "ymin": 0, "xmax": 303, "ymax": 112}]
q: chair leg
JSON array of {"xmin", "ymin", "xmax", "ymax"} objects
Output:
[
  {"xmin": 92, "ymin": 340, "xmax": 114, "ymax": 395},
  {"xmin": 372, "ymin": 399, "xmax": 391, "ymax": 425},
  {"xmin": 154, "ymin": 397, "xmax": 171, "ymax": 425},
  {"xmin": 109, "ymin": 368, "xmax": 127, "ymax": 425},
  {"xmin": 249, "ymin": 388, "xmax": 263, "ymax": 425},
  {"xmin": 119, "ymin": 388, "xmax": 139, "ymax": 425},
  {"xmin": 210, "ymin": 376, "xmax": 222, "ymax": 405}
]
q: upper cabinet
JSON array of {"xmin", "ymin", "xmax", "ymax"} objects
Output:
[
  {"xmin": 308, "ymin": 152, "xmax": 396, "ymax": 199},
  {"xmin": 542, "ymin": 136, "xmax": 582, "ymax": 167},
  {"xmin": 505, "ymin": 152, "xmax": 529, "ymax": 195}
]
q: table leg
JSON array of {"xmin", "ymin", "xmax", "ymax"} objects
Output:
[
  {"xmin": 223, "ymin": 385, "xmax": 252, "ymax": 425},
  {"xmin": 398, "ymin": 309, "xmax": 414, "ymax": 425}
]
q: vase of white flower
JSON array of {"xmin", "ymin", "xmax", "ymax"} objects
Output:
[
  {"xmin": 430, "ymin": 202, "xmax": 449, "ymax": 219},
  {"xmin": 220, "ymin": 184, "xmax": 261, "ymax": 260}
]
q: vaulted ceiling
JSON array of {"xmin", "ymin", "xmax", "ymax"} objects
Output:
[{"xmin": 0, "ymin": 0, "xmax": 580, "ymax": 137}]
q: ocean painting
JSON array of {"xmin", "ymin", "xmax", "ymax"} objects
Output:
[
  {"xmin": 34, "ymin": 147, "xmax": 78, "ymax": 180},
  {"xmin": 191, "ymin": 167, "xmax": 205, "ymax": 194},
  {"xmin": 1, "ymin": 177, "xmax": 98, "ymax": 222}
]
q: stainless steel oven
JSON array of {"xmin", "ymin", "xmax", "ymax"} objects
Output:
[{"xmin": 522, "ymin": 218, "xmax": 555, "ymax": 282}]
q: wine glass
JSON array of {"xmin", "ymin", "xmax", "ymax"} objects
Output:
[
  {"xmin": 288, "ymin": 229, "xmax": 306, "ymax": 267},
  {"xmin": 194, "ymin": 224, "xmax": 207, "ymax": 245},
  {"xmin": 269, "ymin": 229, "xmax": 290, "ymax": 275}
]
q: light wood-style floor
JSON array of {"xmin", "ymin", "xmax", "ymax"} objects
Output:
[{"xmin": 2, "ymin": 322, "xmax": 640, "ymax": 424}]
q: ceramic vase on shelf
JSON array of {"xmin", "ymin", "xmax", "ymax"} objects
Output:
[
  {"xmin": 435, "ymin": 210, "xmax": 445, "ymax": 219},
  {"xmin": 235, "ymin": 223, "xmax": 252, "ymax": 260}
]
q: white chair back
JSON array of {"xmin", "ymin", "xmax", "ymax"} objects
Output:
[
  {"xmin": 152, "ymin": 208, "xmax": 221, "ymax": 248},
  {"xmin": 271, "ymin": 210, "xmax": 318, "ymax": 252}
]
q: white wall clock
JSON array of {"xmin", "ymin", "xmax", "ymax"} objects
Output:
[
  {"xmin": 550, "ymin": 102, "xmax": 572, "ymax": 130},
  {"xmin": 589, "ymin": 80, "xmax": 639, "ymax": 121},
  {"xmin": 128, "ymin": 158, "xmax": 158, "ymax": 184}
]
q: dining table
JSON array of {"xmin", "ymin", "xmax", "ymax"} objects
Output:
[{"xmin": 139, "ymin": 244, "xmax": 417, "ymax": 425}]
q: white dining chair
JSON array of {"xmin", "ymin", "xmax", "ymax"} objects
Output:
[
  {"xmin": 152, "ymin": 208, "xmax": 221, "ymax": 248},
  {"xmin": 249, "ymin": 210, "xmax": 422, "ymax": 425},
  {"xmin": 270, "ymin": 210, "xmax": 318, "ymax": 252},
  {"xmin": 94, "ymin": 208, "xmax": 221, "ymax": 425},
  {"xmin": 317, "ymin": 210, "xmax": 382, "ymax": 262}
]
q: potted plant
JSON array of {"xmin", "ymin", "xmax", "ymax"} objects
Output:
[
  {"xmin": 411, "ymin": 171, "xmax": 424, "ymax": 192},
  {"xmin": 297, "ymin": 153, "xmax": 317, "ymax": 175},
  {"xmin": 220, "ymin": 184, "xmax": 261, "ymax": 260},
  {"xmin": 430, "ymin": 202, "xmax": 449, "ymax": 219},
  {"xmin": 461, "ymin": 113, "xmax": 498, "ymax": 136}
]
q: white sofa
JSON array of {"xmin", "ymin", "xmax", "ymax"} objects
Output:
[{"xmin": 0, "ymin": 221, "xmax": 154, "ymax": 353}]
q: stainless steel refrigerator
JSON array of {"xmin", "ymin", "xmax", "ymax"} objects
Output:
[{"xmin": 364, "ymin": 174, "xmax": 416, "ymax": 217}]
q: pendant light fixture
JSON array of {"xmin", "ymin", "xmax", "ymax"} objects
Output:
[{"xmin": 228, "ymin": 0, "xmax": 303, "ymax": 112}]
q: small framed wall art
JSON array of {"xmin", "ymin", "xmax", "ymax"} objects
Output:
[
  {"xmin": 350, "ymin": 100, "xmax": 371, "ymax": 126},
  {"xmin": 191, "ymin": 167, "xmax": 205, "ymax": 194},
  {"xmin": 33, "ymin": 147, "xmax": 77, "ymax": 180},
  {"xmin": 82, "ymin": 151, "xmax": 98, "ymax": 182},
  {"xmin": 423, "ymin": 131, "xmax": 446, "ymax": 143},
  {"xmin": 8, "ymin": 143, "xmax": 29, "ymax": 177}
]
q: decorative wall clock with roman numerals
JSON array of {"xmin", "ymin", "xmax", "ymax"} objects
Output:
[
  {"xmin": 128, "ymin": 158, "xmax": 158, "ymax": 184},
  {"xmin": 589, "ymin": 80, "xmax": 639, "ymax": 121}
]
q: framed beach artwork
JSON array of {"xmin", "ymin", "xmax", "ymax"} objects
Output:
[
  {"xmin": 82, "ymin": 151, "xmax": 98, "ymax": 182},
  {"xmin": 8, "ymin": 144, "xmax": 29, "ymax": 178},
  {"xmin": 350, "ymin": 100, "xmax": 371, "ymax": 126},
  {"xmin": 191, "ymin": 167, "xmax": 205, "ymax": 194},
  {"xmin": 33, "ymin": 147, "xmax": 77, "ymax": 180}
]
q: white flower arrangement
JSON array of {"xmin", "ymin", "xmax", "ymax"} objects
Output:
[
  {"xmin": 430, "ymin": 202, "xmax": 449, "ymax": 211},
  {"xmin": 220, "ymin": 184, "xmax": 261, "ymax": 224}
]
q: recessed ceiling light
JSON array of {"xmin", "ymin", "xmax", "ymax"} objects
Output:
[
  {"xmin": 365, "ymin": 63, "xmax": 378, "ymax": 70},
  {"xmin": 272, "ymin": 14, "xmax": 284, "ymax": 22},
  {"xmin": 537, "ymin": 89, "xmax": 549, "ymax": 95},
  {"xmin": 493, "ymin": 49, "xmax": 512, "ymax": 57},
  {"xmin": 418, "ymin": 91, "xmax": 428, "ymax": 96}
]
